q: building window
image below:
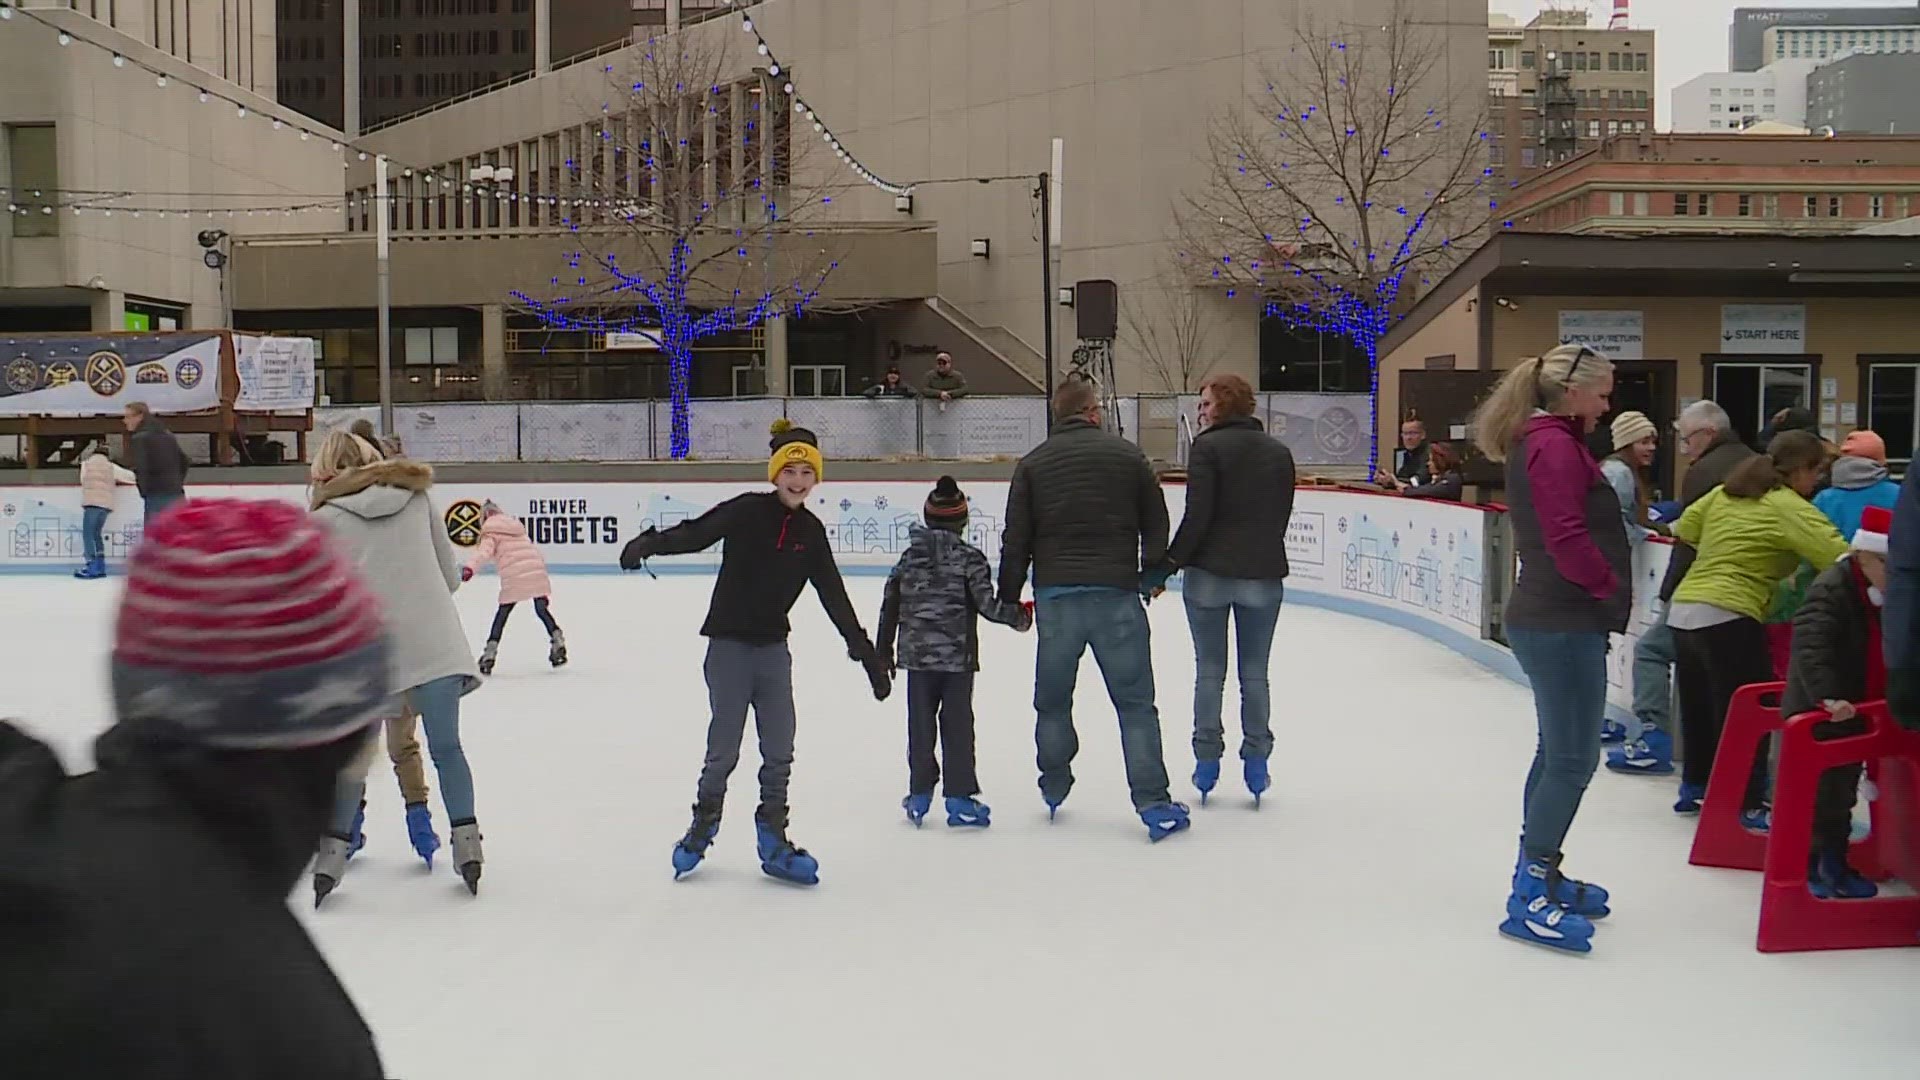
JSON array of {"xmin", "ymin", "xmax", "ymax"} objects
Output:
[
  {"xmin": 1710, "ymin": 120, "xmax": 1724, "ymax": 129},
  {"xmin": 1608, "ymin": 51, "xmax": 1620, "ymax": 70},
  {"xmin": 1712, "ymin": 364, "xmax": 1814, "ymax": 447},
  {"xmin": 1872, "ymin": 195, "xmax": 1886, "ymax": 218},
  {"xmin": 1635, "ymin": 52, "xmax": 1648, "ymax": 70},
  {"xmin": 1806, "ymin": 195, "xmax": 1819, "ymax": 218},
  {"xmin": 1586, "ymin": 120, "xmax": 1600, "ymax": 138},
  {"xmin": 1869, "ymin": 363, "xmax": 1920, "ymax": 463},
  {"xmin": 1697, "ymin": 193, "xmax": 1711, "ymax": 215},
  {"xmin": 1589, "ymin": 52, "xmax": 1601, "ymax": 69},
  {"xmin": 1674, "ymin": 193, "xmax": 1689, "ymax": 215},
  {"xmin": 1739, "ymin": 194, "xmax": 1752, "ymax": 217},
  {"xmin": 1609, "ymin": 191, "xmax": 1625, "ymax": 215},
  {"xmin": 1521, "ymin": 50, "xmax": 1535, "ymax": 68},
  {"xmin": 1763, "ymin": 194, "xmax": 1778, "ymax": 217},
  {"xmin": 1830, "ymin": 195, "xmax": 1843, "ymax": 217},
  {"xmin": 1521, "ymin": 147, "xmax": 1537, "ymax": 168},
  {"xmin": 5, "ymin": 124, "xmax": 59, "ymax": 238},
  {"xmin": 789, "ymin": 365, "xmax": 846, "ymax": 397},
  {"xmin": 404, "ymin": 327, "xmax": 461, "ymax": 366},
  {"xmin": 1711, "ymin": 104, "xmax": 1723, "ymax": 113},
  {"xmin": 1711, "ymin": 87, "xmax": 1723, "ymax": 98}
]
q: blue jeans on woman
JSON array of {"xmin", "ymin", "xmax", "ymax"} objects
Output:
[
  {"xmin": 1507, "ymin": 627, "xmax": 1609, "ymax": 862},
  {"xmin": 81, "ymin": 506, "xmax": 109, "ymax": 562},
  {"xmin": 1181, "ymin": 568, "xmax": 1285, "ymax": 763},
  {"xmin": 332, "ymin": 674, "xmax": 475, "ymax": 832}
]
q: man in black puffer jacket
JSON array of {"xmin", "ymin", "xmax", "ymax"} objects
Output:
[{"xmin": 998, "ymin": 379, "xmax": 1187, "ymax": 840}]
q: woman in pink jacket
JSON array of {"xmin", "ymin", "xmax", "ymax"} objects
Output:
[{"xmin": 463, "ymin": 501, "xmax": 567, "ymax": 674}]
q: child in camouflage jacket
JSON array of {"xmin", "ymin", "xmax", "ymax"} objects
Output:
[{"xmin": 876, "ymin": 476, "xmax": 1032, "ymax": 828}]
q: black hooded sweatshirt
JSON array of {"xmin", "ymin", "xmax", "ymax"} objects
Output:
[{"xmin": 0, "ymin": 723, "xmax": 385, "ymax": 1080}]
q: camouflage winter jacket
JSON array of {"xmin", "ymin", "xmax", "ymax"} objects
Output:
[{"xmin": 877, "ymin": 525, "xmax": 1029, "ymax": 673}]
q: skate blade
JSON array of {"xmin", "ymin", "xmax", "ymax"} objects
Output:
[
  {"xmin": 1497, "ymin": 920, "xmax": 1594, "ymax": 955},
  {"xmin": 946, "ymin": 815, "xmax": 989, "ymax": 828},
  {"xmin": 458, "ymin": 864, "xmax": 481, "ymax": 895},
  {"xmin": 313, "ymin": 876, "xmax": 338, "ymax": 909},
  {"xmin": 760, "ymin": 866, "xmax": 820, "ymax": 887},
  {"xmin": 1146, "ymin": 821, "xmax": 1191, "ymax": 843}
]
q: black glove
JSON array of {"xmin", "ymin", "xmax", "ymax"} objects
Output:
[
  {"xmin": 876, "ymin": 644, "xmax": 897, "ymax": 677},
  {"xmin": 619, "ymin": 528, "xmax": 663, "ymax": 571},
  {"xmin": 849, "ymin": 639, "xmax": 892, "ymax": 702}
]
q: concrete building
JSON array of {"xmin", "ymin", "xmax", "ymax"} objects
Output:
[
  {"xmin": 1729, "ymin": 5, "xmax": 1920, "ymax": 71},
  {"xmin": 1671, "ymin": 61, "xmax": 1815, "ymax": 133},
  {"xmin": 227, "ymin": 0, "xmax": 1491, "ymax": 404},
  {"xmin": 1, "ymin": 3, "xmax": 340, "ymax": 333},
  {"xmin": 1501, "ymin": 134, "xmax": 1920, "ymax": 236},
  {"xmin": 1762, "ymin": 19, "xmax": 1920, "ymax": 65},
  {"xmin": 1807, "ymin": 50, "xmax": 1920, "ymax": 133},
  {"xmin": 1487, "ymin": 9, "xmax": 1655, "ymax": 187}
]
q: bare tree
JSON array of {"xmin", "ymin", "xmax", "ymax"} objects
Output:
[
  {"xmin": 1121, "ymin": 257, "xmax": 1219, "ymax": 393},
  {"xmin": 1180, "ymin": 0, "xmax": 1492, "ymax": 467},
  {"xmin": 511, "ymin": 29, "xmax": 848, "ymax": 458}
]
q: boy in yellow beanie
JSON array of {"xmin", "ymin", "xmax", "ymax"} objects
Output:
[{"xmin": 619, "ymin": 418, "xmax": 891, "ymax": 885}]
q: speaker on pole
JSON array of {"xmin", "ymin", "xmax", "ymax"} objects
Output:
[{"xmin": 1074, "ymin": 279, "xmax": 1118, "ymax": 341}]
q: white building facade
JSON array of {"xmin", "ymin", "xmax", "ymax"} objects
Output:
[
  {"xmin": 1763, "ymin": 22, "xmax": 1920, "ymax": 64},
  {"xmin": 1672, "ymin": 60, "xmax": 1816, "ymax": 132}
]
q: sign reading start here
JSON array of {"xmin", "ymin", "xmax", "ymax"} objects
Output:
[{"xmin": 1720, "ymin": 304, "xmax": 1807, "ymax": 355}]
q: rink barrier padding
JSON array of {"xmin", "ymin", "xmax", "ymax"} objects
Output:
[{"xmin": 1758, "ymin": 701, "xmax": 1920, "ymax": 954}]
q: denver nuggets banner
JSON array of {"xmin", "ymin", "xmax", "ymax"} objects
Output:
[{"xmin": 0, "ymin": 333, "xmax": 222, "ymax": 417}]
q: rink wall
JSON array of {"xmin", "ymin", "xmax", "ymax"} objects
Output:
[{"xmin": 0, "ymin": 478, "xmax": 1669, "ymax": 722}]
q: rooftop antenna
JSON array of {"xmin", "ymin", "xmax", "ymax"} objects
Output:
[{"xmin": 1608, "ymin": 0, "xmax": 1629, "ymax": 29}]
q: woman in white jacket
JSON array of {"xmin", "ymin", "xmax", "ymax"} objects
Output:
[
  {"xmin": 74, "ymin": 444, "xmax": 135, "ymax": 579},
  {"xmin": 306, "ymin": 430, "xmax": 485, "ymax": 905}
]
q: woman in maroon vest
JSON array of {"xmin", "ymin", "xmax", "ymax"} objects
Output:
[{"xmin": 1472, "ymin": 343, "xmax": 1632, "ymax": 955}]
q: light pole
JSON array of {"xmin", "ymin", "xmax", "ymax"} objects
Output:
[
  {"xmin": 912, "ymin": 171, "xmax": 1057, "ymax": 396},
  {"xmin": 375, "ymin": 154, "xmax": 393, "ymax": 436}
]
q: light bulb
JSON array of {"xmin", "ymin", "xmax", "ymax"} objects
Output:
[
  {"xmin": 271, "ymin": 118, "xmax": 282, "ymax": 129},
  {"xmin": 59, "ymin": 32, "xmax": 72, "ymax": 45},
  {"xmin": 300, "ymin": 131, "xmax": 309, "ymax": 140},
  {"xmin": 757, "ymin": 43, "xmax": 768, "ymax": 55},
  {"xmin": 237, "ymin": 105, "xmax": 247, "ymax": 117},
  {"xmin": 741, "ymin": 18, "xmax": 752, "ymax": 32},
  {"xmin": 330, "ymin": 141, "xmax": 341, "ymax": 150},
  {"xmin": 156, "ymin": 75, "xmax": 167, "ymax": 87},
  {"xmin": 1, "ymin": 7, "xmax": 15, "ymax": 20},
  {"xmin": 198, "ymin": 90, "xmax": 209, "ymax": 102},
  {"xmin": 769, "ymin": 64, "xmax": 780, "ymax": 76},
  {"xmin": 112, "ymin": 54, "xmax": 125, "ymax": 67}
]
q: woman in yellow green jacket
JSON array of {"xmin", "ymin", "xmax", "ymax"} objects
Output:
[{"xmin": 1669, "ymin": 430, "xmax": 1848, "ymax": 818}]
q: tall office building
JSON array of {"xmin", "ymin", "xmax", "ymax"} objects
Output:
[{"xmin": 1728, "ymin": 5, "xmax": 1920, "ymax": 71}]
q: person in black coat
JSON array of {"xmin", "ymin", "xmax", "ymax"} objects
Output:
[
  {"xmin": 123, "ymin": 400, "xmax": 190, "ymax": 521},
  {"xmin": 1780, "ymin": 507, "xmax": 1894, "ymax": 899},
  {"xmin": 0, "ymin": 498, "xmax": 393, "ymax": 1080},
  {"xmin": 1400, "ymin": 440, "xmax": 1466, "ymax": 502},
  {"xmin": 998, "ymin": 378, "xmax": 1186, "ymax": 839},
  {"xmin": 1160, "ymin": 374, "xmax": 1294, "ymax": 805}
]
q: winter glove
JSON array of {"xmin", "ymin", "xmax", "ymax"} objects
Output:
[
  {"xmin": 619, "ymin": 528, "xmax": 663, "ymax": 571},
  {"xmin": 1139, "ymin": 566, "xmax": 1174, "ymax": 602},
  {"xmin": 460, "ymin": 566, "xmax": 474, "ymax": 583},
  {"xmin": 1014, "ymin": 602, "xmax": 1034, "ymax": 633},
  {"xmin": 849, "ymin": 641, "xmax": 892, "ymax": 702},
  {"xmin": 876, "ymin": 644, "xmax": 897, "ymax": 677}
]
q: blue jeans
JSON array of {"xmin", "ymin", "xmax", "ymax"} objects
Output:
[
  {"xmin": 1181, "ymin": 568, "xmax": 1285, "ymax": 762},
  {"xmin": 1631, "ymin": 606, "xmax": 1677, "ymax": 740},
  {"xmin": 81, "ymin": 506, "xmax": 109, "ymax": 562},
  {"xmin": 332, "ymin": 674, "xmax": 475, "ymax": 832},
  {"xmin": 143, "ymin": 492, "xmax": 182, "ymax": 522},
  {"xmin": 1033, "ymin": 590, "xmax": 1172, "ymax": 810},
  {"xmin": 1507, "ymin": 627, "xmax": 1609, "ymax": 862}
]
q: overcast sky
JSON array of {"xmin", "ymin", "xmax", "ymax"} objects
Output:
[{"xmin": 1486, "ymin": 0, "xmax": 1910, "ymax": 126}]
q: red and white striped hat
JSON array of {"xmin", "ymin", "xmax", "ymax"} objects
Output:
[
  {"xmin": 111, "ymin": 498, "xmax": 392, "ymax": 750},
  {"xmin": 1854, "ymin": 505, "xmax": 1893, "ymax": 557}
]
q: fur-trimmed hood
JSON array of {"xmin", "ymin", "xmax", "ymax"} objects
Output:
[{"xmin": 309, "ymin": 458, "xmax": 434, "ymax": 516}]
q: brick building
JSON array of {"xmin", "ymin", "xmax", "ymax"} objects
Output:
[
  {"xmin": 1500, "ymin": 133, "xmax": 1920, "ymax": 235},
  {"xmin": 1487, "ymin": 9, "xmax": 1655, "ymax": 187}
]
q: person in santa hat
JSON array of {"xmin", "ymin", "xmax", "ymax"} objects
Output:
[{"xmin": 1780, "ymin": 504, "xmax": 1896, "ymax": 900}]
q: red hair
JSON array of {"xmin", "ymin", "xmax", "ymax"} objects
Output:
[{"xmin": 1200, "ymin": 373, "xmax": 1256, "ymax": 418}]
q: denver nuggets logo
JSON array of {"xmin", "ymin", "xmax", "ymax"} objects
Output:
[
  {"xmin": 4, "ymin": 356, "xmax": 38, "ymax": 393},
  {"xmin": 175, "ymin": 357, "xmax": 205, "ymax": 389},
  {"xmin": 44, "ymin": 361, "xmax": 79, "ymax": 387},
  {"xmin": 445, "ymin": 499, "xmax": 485, "ymax": 547},
  {"xmin": 84, "ymin": 351, "xmax": 126, "ymax": 397},
  {"xmin": 134, "ymin": 363, "xmax": 171, "ymax": 385}
]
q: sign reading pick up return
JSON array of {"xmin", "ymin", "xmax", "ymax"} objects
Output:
[
  {"xmin": 1720, "ymin": 304, "xmax": 1807, "ymax": 354},
  {"xmin": 1557, "ymin": 310, "xmax": 1643, "ymax": 360}
]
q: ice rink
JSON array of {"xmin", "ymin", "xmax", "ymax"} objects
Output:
[{"xmin": 8, "ymin": 572, "xmax": 1919, "ymax": 1077}]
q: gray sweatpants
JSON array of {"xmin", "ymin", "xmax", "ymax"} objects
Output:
[{"xmin": 696, "ymin": 638, "xmax": 798, "ymax": 811}]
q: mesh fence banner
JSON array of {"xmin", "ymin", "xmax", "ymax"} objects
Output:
[
  {"xmin": 670, "ymin": 397, "xmax": 787, "ymax": 461},
  {"xmin": 918, "ymin": 397, "xmax": 1048, "ymax": 459},
  {"xmin": 520, "ymin": 402, "xmax": 651, "ymax": 462},
  {"xmin": 786, "ymin": 397, "xmax": 918, "ymax": 459}
]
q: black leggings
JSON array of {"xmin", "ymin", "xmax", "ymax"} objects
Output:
[
  {"xmin": 488, "ymin": 596, "xmax": 559, "ymax": 642},
  {"xmin": 1673, "ymin": 617, "xmax": 1773, "ymax": 809}
]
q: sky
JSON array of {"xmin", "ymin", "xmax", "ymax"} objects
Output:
[{"xmin": 1486, "ymin": 0, "xmax": 1913, "ymax": 127}]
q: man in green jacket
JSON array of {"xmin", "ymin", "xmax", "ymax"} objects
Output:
[{"xmin": 923, "ymin": 352, "xmax": 969, "ymax": 401}]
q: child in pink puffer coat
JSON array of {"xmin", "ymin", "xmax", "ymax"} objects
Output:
[{"xmin": 462, "ymin": 501, "xmax": 567, "ymax": 674}]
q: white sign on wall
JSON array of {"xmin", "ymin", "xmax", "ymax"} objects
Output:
[
  {"xmin": 1558, "ymin": 310, "xmax": 1644, "ymax": 360},
  {"xmin": 234, "ymin": 335, "xmax": 318, "ymax": 411},
  {"xmin": 1720, "ymin": 304, "xmax": 1807, "ymax": 354}
]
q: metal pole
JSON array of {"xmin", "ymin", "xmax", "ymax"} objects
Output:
[
  {"xmin": 1038, "ymin": 170, "xmax": 1054, "ymax": 396},
  {"xmin": 376, "ymin": 155, "xmax": 395, "ymax": 437}
]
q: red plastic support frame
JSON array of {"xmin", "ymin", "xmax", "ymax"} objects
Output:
[
  {"xmin": 1689, "ymin": 681, "xmax": 1786, "ymax": 871},
  {"xmin": 1757, "ymin": 702, "xmax": 1920, "ymax": 953}
]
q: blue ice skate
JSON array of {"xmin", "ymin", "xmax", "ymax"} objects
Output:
[
  {"xmin": 1513, "ymin": 850, "xmax": 1610, "ymax": 920},
  {"xmin": 945, "ymin": 796, "xmax": 990, "ymax": 828},
  {"xmin": 1600, "ymin": 718, "xmax": 1628, "ymax": 745},
  {"xmin": 1244, "ymin": 758, "xmax": 1271, "ymax": 808},
  {"xmin": 1809, "ymin": 853, "xmax": 1879, "ymax": 899},
  {"xmin": 73, "ymin": 557, "xmax": 106, "ymax": 579},
  {"xmin": 755, "ymin": 813, "xmax": 819, "ymax": 886},
  {"xmin": 1673, "ymin": 781, "xmax": 1706, "ymax": 814},
  {"xmin": 404, "ymin": 802, "xmax": 440, "ymax": 869},
  {"xmin": 1499, "ymin": 858, "xmax": 1597, "ymax": 954},
  {"xmin": 1742, "ymin": 805, "xmax": 1772, "ymax": 834},
  {"xmin": 902, "ymin": 792, "xmax": 932, "ymax": 828},
  {"xmin": 671, "ymin": 802, "xmax": 722, "ymax": 880},
  {"xmin": 1139, "ymin": 802, "xmax": 1191, "ymax": 843},
  {"xmin": 1192, "ymin": 759, "xmax": 1220, "ymax": 805},
  {"xmin": 347, "ymin": 801, "xmax": 366, "ymax": 859},
  {"xmin": 1605, "ymin": 729, "xmax": 1675, "ymax": 776}
]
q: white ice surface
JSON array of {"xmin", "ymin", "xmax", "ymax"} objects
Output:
[{"xmin": 6, "ymin": 573, "xmax": 1918, "ymax": 1079}]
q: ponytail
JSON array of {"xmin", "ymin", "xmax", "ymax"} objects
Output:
[
  {"xmin": 1723, "ymin": 428, "xmax": 1828, "ymax": 499},
  {"xmin": 1471, "ymin": 343, "xmax": 1615, "ymax": 463}
]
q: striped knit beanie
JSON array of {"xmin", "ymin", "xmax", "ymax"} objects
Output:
[
  {"xmin": 924, "ymin": 475, "xmax": 968, "ymax": 532},
  {"xmin": 111, "ymin": 499, "xmax": 392, "ymax": 750}
]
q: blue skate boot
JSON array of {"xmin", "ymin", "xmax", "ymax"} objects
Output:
[
  {"xmin": 404, "ymin": 802, "xmax": 440, "ymax": 868},
  {"xmin": 755, "ymin": 806, "xmax": 819, "ymax": 886},
  {"xmin": 1673, "ymin": 780, "xmax": 1706, "ymax": 814},
  {"xmin": 1244, "ymin": 758, "xmax": 1271, "ymax": 808},
  {"xmin": 1600, "ymin": 718, "xmax": 1628, "ymax": 744},
  {"xmin": 1606, "ymin": 728, "xmax": 1675, "ymax": 775},
  {"xmin": 1192, "ymin": 759, "xmax": 1220, "ymax": 806},
  {"xmin": 1499, "ymin": 856, "xmax": 1597, "ymax": 954},
  {"xmin": 1741, "ymin": 803, "xmax": 1772, "ymax": 834},
  {"xmin": 74, "ymin": 557, "xmax": 106, "ymax": 579},
  {"xmin": 1139, "ymin": 802, "xmax": 1192, "ymax": 842},
  {"xmin": 671, "ymin": 800, "xmax": 722, "ymax": 880},
  {"xmin": 945, "ymin": 796, "xmax": 990, "ymax": 828},
  {"xmin": 1511, "ymin": 846, "xmax": 1610, "ymax": 919},
  {"xmin": 902, "ymin": 792, "xmax": 932, "ymax": 828},
  {"xmin": 347, "ymin": 801, "xmax": 366, "ymax": 859},
  {"xmin": 1809, "ymin": 853, "xmax": 1879, "ymax": 899}
]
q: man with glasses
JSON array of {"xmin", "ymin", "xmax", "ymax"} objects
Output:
[{"xmin": 1609, "ymin": 400, "xmax": 1756, "ymax": 779}]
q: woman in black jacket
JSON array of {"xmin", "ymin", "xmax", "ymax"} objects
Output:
[
  {"xmin": 1400, "ymin": 440, "xmax": 1465, "ymax": 501},
  {"xmin": 1163, "ymin": 374, "xmax": 1295, "ymax": 807}
]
